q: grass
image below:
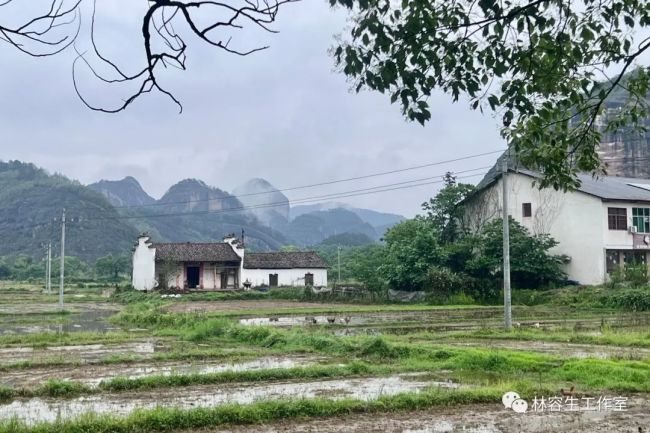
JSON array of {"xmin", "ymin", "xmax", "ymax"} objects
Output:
[
  {"xmin": 418, "ymin": 327, "xmax": 650, "ymax": 348},
  {"xmin": 0, "ymin": 331, "xmax": 137, "ymax": 348},
  {"xmin": 0, "ymin": 385, "xmax": 532, "ymax": 433},
  {"xmin": 99, "ymin": 361, "xmax": 375, "ymax": 392},
  {"xmin": 0, "ymin": 380, "xmax": 93, "ymax": 402}
]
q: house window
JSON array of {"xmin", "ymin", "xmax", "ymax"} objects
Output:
[
  {"xmin": 632, "ymin": 208, "xmax": 650, "ymax": 233},
  {"xmin": 608, "ymin": 207, "xmax": 627, "ymax": 230},
  {"xmin": 304, "ymin": 273, "xmax": 314, "ymax": 286},
  {"xmin": 522, "ymin": 203, "xmax": 532, "ymax": 218}
]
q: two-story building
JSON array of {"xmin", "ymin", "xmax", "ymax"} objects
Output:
[{"xmin": 465, "ymin": 157, "xmax": 650, "ymax": 285}]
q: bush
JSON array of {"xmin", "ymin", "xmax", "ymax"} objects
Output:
[
  {"xmin": 425, "ymin": 266, "xmax": 466, "ymax": 295},
  {"xmin": 467, "ymin": 218, "xmax": 567, "ymax": 290},
  {"xmin": 625, "ymin": 264, "xmax": 648, "ymax": 289},
  {"xmin": 606, "ymin": 288, "xmax": 650, "ymax": 311}
]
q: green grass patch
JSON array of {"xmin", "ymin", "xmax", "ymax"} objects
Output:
[
  {"xmin": 99, "ymin": 361, "xmax": 375, "ymax": 392},
  {"xmin": 0, "ymin": 386, "xmax": 510, "ymax": 433},
  {"xmin": 0, "ymin": 331, "xmax": 136, "ymax": 348}
]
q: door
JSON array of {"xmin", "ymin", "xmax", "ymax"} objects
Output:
[
  {"xmin": 221, "ymin": 272, "xmax": 229, "ymax": 289},
  {"xmin": 304, "ymin": 272, "xmax": 314, "ymax": 286},
  {"xmin": 269, "ymin": 274, "xmax": 278, "ymax": 287},
  {"xmin": 186, "ymin": 266, "xmax": 200, "ymax": 289}
]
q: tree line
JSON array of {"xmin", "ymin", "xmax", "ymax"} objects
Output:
[
  {"xmin": 0, "ymin": 254, "xmax": 131, "ymax": 283},
  {"xmin": 315, "ymin": 174, "xmax": 568, "ymax": 302}
]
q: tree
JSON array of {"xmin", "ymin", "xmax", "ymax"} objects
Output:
[
  {"xmin": 421, "ymin": 172, "xmax": 475, "ymax": 244},
  {"xmin": 467, "ymin": 218, "xmax": 568, "ymax": 289},
  {"xmin": 95, "ymin": 254, "xmax": 130, "ymax": 281},
  {"xmin": 1, "ymin": 0, "xmax": 296, "ymax": 112},
  {"xmin": 380, "ymin": 217, "xmax": 444, "ymax": 291},
  {"xmin": 332, "ymin": 0, "xmax": 650, "ymax": 189}
]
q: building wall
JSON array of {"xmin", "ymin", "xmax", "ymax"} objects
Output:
[
  {"xmin": 154, "ymin": 262, "xmax": 239, "ymax": 290},
  {"xmin": 467, "ymin": 173, "xmax": 607, "ymax": 285},
  {"xmin": 242, "ymin": 268, "xmax": 328, "ymax": 287},
  {"xmin": 132, "ymin": 237, "xmax": 157, "ymax": 291}
]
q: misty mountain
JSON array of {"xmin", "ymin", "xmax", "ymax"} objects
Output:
[
  {"xmin": 290, "ymin": 202, "xmax": 405, "ymax": 238},
  {"xmin": 3, "ymin": 162, "xmax": 405, "ymax": 260},
  {"xmin": 285, "ymin": 208, "xmax": 378, "ymax": 246},
  {"xmin": 0, "ymin": 161, "xmax": 137, "ymax": 261},
  {"xmin": 233, "ymin": 178, "xmax": 290, "ymax": 228},
  {"xmin": 112, "ymin": 179, "xmax": 287, "ymax": 251},
  {"xmin": 88, "ymin": 176, "xmax": 155, "ymax": 207}
]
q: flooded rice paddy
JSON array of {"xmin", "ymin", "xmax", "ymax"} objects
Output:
[
  {"xmin": 0, "ymin": 373, "xmax": 451, "ymax": 425},
  {"xmin": 216, "ymin": 399, "xmax": 650, "ymax": 433},
  {"xmin": 1, "ymin": 355, "xmax": 319, "ymax": 388},
  {"xmin": 0, "ymin": 341, "xmax": 157, "ymax": 364},
  {"xmin": 2, "ymin": 294, "xmax": 650, "ymax": 432}
]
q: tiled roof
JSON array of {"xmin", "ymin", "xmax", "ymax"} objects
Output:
[
  {"xmin": 154, "ymin": 242, "xmax": 240, "ymax": 262},
  {"xmin": 244, "ymin": 251, "xmax": 328, "ymax": 269},
  {"xmin": 474, "ymin": 151, "xmax": 650, "ymax": 202}
]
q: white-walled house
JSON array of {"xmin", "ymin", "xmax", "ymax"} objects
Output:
[
  {"xmin": 465, "ymin": 160, "xmax": 650, "ymax": 285},
  {"xmin": 132, "ymin": 234, "xmax": 328, "ymax": 291}
]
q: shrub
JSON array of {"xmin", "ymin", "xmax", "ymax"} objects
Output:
[
  {"xmin": 425, "ymin": 266, "xmax": 466, "ymax": 295},
  {"xmin": 606, "ymin": 288, "xmax": 650, "ymax": 311},
  {"xmin": 625, "ymin": 264, "xmax": 648, "ymax": 289}
]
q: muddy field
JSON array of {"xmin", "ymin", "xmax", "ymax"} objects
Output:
[
  {"xmin": 213, "ymin": 401, "xmax": 650, "ymax": 433},
  {"xmin": 1, "ymin": 288, "xmax": 649, "ymax": 433}
]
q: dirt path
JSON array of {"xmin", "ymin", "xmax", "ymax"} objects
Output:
[
  {"xmin": 166, "ymin": 301, "xmax": 369, "ymax": 313},
  {"xmin": 0, "ymin": 302, "xmax": 119, "ymax": 314},
  {"xmin": 212, "ymin": 400, "xmax": 650, "ymax": 433},
  {"xmin": 425, "ymin": 338, "xmax": 650, "ymax": 360},
  {"xmin": 0, "ymin": 340, "xmax": 158, "ymax": 364}
]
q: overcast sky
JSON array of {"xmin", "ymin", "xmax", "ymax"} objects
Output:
[{"xmin": 0, "ymin": 0, "xmax": 505, "ymax": 217}]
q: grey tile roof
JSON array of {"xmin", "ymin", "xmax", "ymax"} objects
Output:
[
  {"xmin": 474, "ymin": 152, "xmax": 650, "ymax": 202},
  {"xmin": 576, "ymin": 174, "xmax": 650, "ymax": 201},
  {"xmin": 154, "ymin": 242, "xmax": 241, "ymax": 262},
  {"xmin": 244, "ymin": 251, "xmax": 328, "ymax": 269}
]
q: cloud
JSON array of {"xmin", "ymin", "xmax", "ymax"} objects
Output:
[{"xmin": 0, "ymin": 0, "xmax": 503, "ymax": 217}]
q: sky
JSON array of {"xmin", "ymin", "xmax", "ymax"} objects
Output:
[{"xmin": 0, "ymin": 0, "xmax": 505, "ymax": 217}]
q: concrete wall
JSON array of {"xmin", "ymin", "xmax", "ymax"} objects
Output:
[
  {"xmin": 468, "ymin": 173, "xmax": 607, "ymax": 285},
  {"xmin": 154, "ymin": 262, "xmax": 240, "ymax": 290},
  {"xmin": 242, "ymin": 268, "xmax": 328, "ymax": 287},
  {"xmin": 132, "ymin": 236, "xmax": 157, "ymax": 291}
]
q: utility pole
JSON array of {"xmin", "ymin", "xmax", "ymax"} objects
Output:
[
  {"xmin": 337, "ymin": 246, "xmax": 341, "ymax": 284},
  {"xmin": 44, "ymin": 245, "xmax": 48, "ymax": 293},
  {"xmin": 44, "ymin": 242, "xmax": 52, "ymax": 294},
  {"xmin": 47, "ymin": 242, "xmax": 52, "ymax": 294},
  {"xmin": 59, "ymin": 209, "xmax": 65, "ymax": 309},
  {"xmin": 502, "ymin": 158, "xmax": 512, "ymax": 330}
]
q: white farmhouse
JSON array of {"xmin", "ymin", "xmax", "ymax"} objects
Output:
[
  {"xmin": 466, "ymin": 157, "xmax": 650, "ymax": 285},
  {"xmin": 132, "ymin": 233, "xmax": 328, "ymax": 291}
]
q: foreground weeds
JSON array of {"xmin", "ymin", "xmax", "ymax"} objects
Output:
[{"xmin": 0, "ymin": 387, "xmax": 511, "ymax": 433}]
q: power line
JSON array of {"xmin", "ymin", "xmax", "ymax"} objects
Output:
[
  {"xmin": 73, "ymin": 171, "xmax": 489, "ymax": 223},
  {"xmin": 8, "ymin": 168, "xmax": 489, "ymax": 231},
  {"xmin": 103, "ymin": 150, "xmax": 504, "ymax": 210}
]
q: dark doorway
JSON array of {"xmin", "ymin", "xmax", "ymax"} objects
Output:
[
  {"xmin": 187, "ymin": 266, "xmax": 200, "ymax": 289},
  {"xmin": 269, "ymin": 274, "xmax": 278, "ymax": 287},
  {"xmin": 221, "ymin": 272, "xmax": 229, "ymax": 289},
  {"xmin": 304, "ymin": 273, "xmax": 314, "ymax": 286}
]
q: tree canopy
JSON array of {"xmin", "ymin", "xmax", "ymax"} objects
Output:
[{"xmin": 332, "ymin": 0, "xmax": 650, "ymax": 189}]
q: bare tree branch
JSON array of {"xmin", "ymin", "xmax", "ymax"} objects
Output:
[
  {"xmin": 72, "ymin": 0, "xmax": 298, "ymax": 113},
  {"xmin": 0, "ymin": 0, "xmax": 81, "ymax": 57}
]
